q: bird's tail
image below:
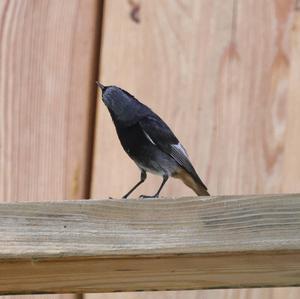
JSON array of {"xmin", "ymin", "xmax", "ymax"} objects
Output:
[{"xmin": 173, "ymin": 168, "xmax": 210, "ymax": 196}]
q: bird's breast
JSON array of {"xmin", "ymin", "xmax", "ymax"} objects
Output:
[{"xmin": 114, "ymin": 122, "xmax": 153, "ymax": 157}]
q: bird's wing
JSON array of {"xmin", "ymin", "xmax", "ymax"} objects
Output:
[{"xmin": 138, "ymin": 114, "xmax": 207, "ymax": 190}]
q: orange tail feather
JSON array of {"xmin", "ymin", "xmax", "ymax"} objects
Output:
[{"xmin": 173, "ymin": 168, "xmax": 209, "ymax": 196}]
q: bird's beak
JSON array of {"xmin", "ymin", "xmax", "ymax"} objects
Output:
[{"xmin": 96, "ymin": 81, "xmax": 105, "ymax": 91}]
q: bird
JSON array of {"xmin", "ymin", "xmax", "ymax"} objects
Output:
[{"xmin": 96, "ymin": 82, "xmax": 209, "ymax": 198}]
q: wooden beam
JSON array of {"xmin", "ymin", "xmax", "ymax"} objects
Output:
[{"xmin": 1, "ymin": 194, "xmax": 300, "ymax": 294}]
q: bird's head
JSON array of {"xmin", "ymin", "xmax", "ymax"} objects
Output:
[{"xmin": 96, "ymin": 82, "xmax": 139, "ymax": 120}]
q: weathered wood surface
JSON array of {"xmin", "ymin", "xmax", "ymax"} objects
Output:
[
  {"xmin": 0, "ymin": 0, "xmax": 101, "ymax": 298},
  {"xmin": 92, "ymin": 0, "xmax": 299, "ymax": 298},
  {"xmin": 0, "ymin": 194, "xmax": 300, "ymax": 294}
]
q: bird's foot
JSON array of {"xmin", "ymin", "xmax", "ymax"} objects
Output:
[{"xmin": 139, "ymin": 194, "xmax": 159, "ymax": 199}]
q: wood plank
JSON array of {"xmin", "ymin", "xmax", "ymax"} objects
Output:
[
  {"xmin": 0, "ymin": 0, "xmax": 101, "ymax": 298},
  {"xmin": 92, "ymin": 0, "xmax": 235, "ymax": 199},
  {"xmin": 2, "ymin": 251, "xmax": 300, "ymax": 295},
  {"xmin": 0, "ymin": 0, "xmax": 100, "ymax": 202},
  {"xmin": 86, "ymin": 288, "xmax": 300, "ymax": 299},
  {"xmin": 0, "ymin": 195, "xmax": 300, "ymax": 294},
  {"xmin": 91, "ymin": 0, "xmax": 298, "ymax": 298},
  {"xmin": 283, "ymin": 10, "xmax": 300, "ymax": 192}
]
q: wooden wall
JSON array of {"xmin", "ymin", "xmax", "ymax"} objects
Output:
[
  {"xmin": 90, "ymin": 0, "xmax": 300, "ymax": 299},
  {"xmin": 1, "ymin": 0, "xmax": 300, "ymax": 299}
]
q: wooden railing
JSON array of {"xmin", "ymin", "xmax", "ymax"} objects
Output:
[{"xmin": 1, "ymin": 194, "xmax": 300, "ymax": 295}]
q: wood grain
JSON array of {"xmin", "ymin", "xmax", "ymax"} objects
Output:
[
  {"xmin": 0, "ymin": 0, "xmax": 100, "ymax": 202},
  {"xmin": 93, "ymin": 0, "xmax": 233, "ymax": 198},
  {"xmin": 2, "ymin": 251, "xmax": 300, "ymax": 295},
  {"xmin": 0, "ymin": 195, "xmax": 300, "ymax": 294},
  {"xmin": 91, "ymin": 0, "xmax": 299, "ymax": 298},
  {"xmin": 0, "ymin": 0, "xmax": 101, "ymax": 298}
]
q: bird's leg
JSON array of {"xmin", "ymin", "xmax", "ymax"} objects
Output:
[
  {"xmin": 140, "ymin": 175, "xmax": 168, "ymax": 199},
  {"xmin": 122, "ymin": 170, "xmax": 147, "ymax": 199}
]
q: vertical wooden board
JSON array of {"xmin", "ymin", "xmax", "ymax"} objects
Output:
[
  {"xmin": 91, "ymin": 1, "xmax": 299, "ymax": 299},
  {"xmin": 0, "ymin": 0, "xmax": 101, "ymax": 298},
  {"xmin": 0, "ymin": 0, "xmax": 101, "ymax": 202},
  {"xmin": 210, "ymin": 0, "xmax": 295, "ymax": 196},
  {"xmin": 283, "ymin": 10, "xmax": 300, "ymax": 192},
  {"xmin": 92, "ymin": 0, "xmax": 234, "ymax": 199},
  {"xmin": 84, "ymin": 289, "xmax": 300, "ymax": 299}
]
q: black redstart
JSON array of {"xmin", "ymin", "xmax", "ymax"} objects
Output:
[{"xmin": 97, "ymin": 82, "xmax": 209, "ymax": 198}]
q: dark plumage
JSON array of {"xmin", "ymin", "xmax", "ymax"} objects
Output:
[{"xmin": 97, "ymin": 82, "xmax": 209, "ymax": 198}]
